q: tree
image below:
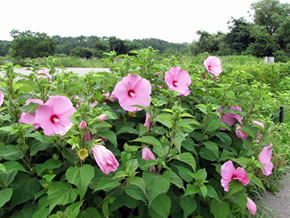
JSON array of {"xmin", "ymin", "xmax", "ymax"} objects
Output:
[
  {"xmin": 70, "ymin": 46, "xmax": 94, "ymax": 58},
  {"xmin": 10, "ymin": 30, "xmax": 56, "ymax": 58},
  {"xmin": 0, "ymin": 40, "xmax": 11, "ymax": 56},
  {"xmin": 251, "ymin": 0, "xmax": 290, "ymax": 35}
]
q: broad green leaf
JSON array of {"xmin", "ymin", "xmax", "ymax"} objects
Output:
[
  {"xmin": 200, "ymin": 184, "xmax": 207, "ymax": 198},
  {"xmin": 92, "ymin": 175, "xmax": 120, "ymax": 192},
  {"xmin": 155, "ymin": 113, "xmax": 173, "ymax": 128},
  {"xmin": 43, "ymin": 174, "xmax": 56, "ymax": 182},
  {"xmin": 210, "ymin": 199, "xmax": 230, "ymax": 218},
  {"xmin": 30, "ymin": 141, "xmax": 52, "ymax": 156},
  {"xmin": 216, "ymin": 132, "xmax": 232, "ymax": 147},
  {"xmin": 36, "ymin": 159, "xmax": 62, "ymax": 176},
  {"xmin": 174, "ymin": 152, "xmax": 196, "ymax": 171},
  {"xmin": 219, "ymin": 149, "xmax": 236, "ymax": 161},
  {"xmin": 203, "ymin": 141, "xmax": 219, "ymax": 159},
  {"xmin": 200, "ymin": 148, "xmax": 218, "ymax": 161},
  {"xmin": 117, "ymin": 127, "xmax": 138, "ymax": 135},
  {"xmin": 163, "ymin": 170, "xmax": 185, "ymax": 190},
  {"xmin": 183, "ymin": 184, "xmax": 199, "ymax": 197},
  {"xmin": 64, "ymin": 201, "xmax": 83, "ymax": 218},
  {"xmin": 225, "ymin": 180, "xmax": 245, "ymax": 197},
  {"xmin": 226, "ymin": 90, "xmax": 237, "ymax": 100},
  {"xmin": 127, "ymin": 177, "xmax": 147, "ymax": 195},
  {"xmin": 78, "ymin": 207, "xmax": 101, "ymax": 218},
  {"xmin": 0, "ymin": 145, "xmax": 24, "ymax": 160},
  {"xmin": 143, "ymin": 172, "xmax": 170, "ymax": 207},
  {"xmin": 98, "ymin": 130, "xmax": 117, "ymax": 147},
  {"xmin": 47, "ymin": 182, "xmax": 78, "ymax": 213},
  {"xmin": 180, "ymin": 197, "xmax": 197, "ymax": 218},
  {"xmin": 207, "ymin": 185, "xmax": 219, "ymax": 199},
  {"xmin": 0, "ymin": 188, "xmax": 13, "ymax": 208},
  {"xmin": 125, "ymin": 184, "xmax": 147, "ymax": 203},
  {"xmin": 196, "ymin": 104, "xmax": 207, "ymax": 114},
  {"xmin": 149, "ymin": 193, "xmax": 171, "ymax": 218},
  {"xmin": 173, "ymin": 132, "xmax": 188, "ymax": 153},
  {"xmin": 32, "ymin": 207, "xmax": 49, "ymax": 218},
  {"xmin": 2, "ymin": 160, "xmax": 28, "ymax": 173},
  {"xmin": 66, "ymin": 164, "xmax": 95, "ymax": 199},
  {"xmin": 0, "ymin": 163, "xmax": 6, "ymax": 172},
  {"xmin": 234, "ymin": 193, "xmax": 247, "ymax": 209},
  {"xmin": 132, "ymin": 136, "xmax": 162, "ymax": 147},
  {"xmin": 249, "ymin": 174, "xmax": 265, "ymax": 190}
]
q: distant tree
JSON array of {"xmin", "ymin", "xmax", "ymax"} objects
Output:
[
  {"xmin": 70, "ymin": 46, "xmax": 94, "ymax": 58},
  {"xmin": 251, "ymin": 0, "xmax": 290, "ymax": 35},
  {"xmin": 195, "ymin": 31, "xmax": 225, "ymax": 54},
  {"xmin": 0, "ymin": 40, "xmax": 11, "ymax": 56},
  {"xmin": 10, "ymin": 30, "xmax": 56, "ymax": 58},
  {"xmin": 109, "ymin": 37, "xmax": 129, "ymax": 55}
]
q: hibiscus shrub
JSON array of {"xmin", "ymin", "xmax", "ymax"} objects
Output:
[{"xmin": 0, "ymin": 49, "xmax": 289, "ymax": 218}]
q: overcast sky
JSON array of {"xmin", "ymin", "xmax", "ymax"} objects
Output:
[{"xmin": 0, "ymin": 0, "xmax": 288, "ymax": 43}]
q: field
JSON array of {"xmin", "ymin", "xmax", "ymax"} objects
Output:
[{"xmin": 0, "ymin": 49, "xmax": 289, "ymax": 218}]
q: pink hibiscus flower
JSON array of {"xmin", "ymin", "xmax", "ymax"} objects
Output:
[
  {"xmin": 221, "ymin": 160, "xmax": 249, "ymax": 192},
  {"xmin": 220, "ymin": 106, "xmax": 243, "ymax": 126},
  {"xmin": 246, "ymin": 197, "xmax": 257, "ymax": 215},
  {"xmin": 0, "ymin": 90, "xmax": 4, "ymax": 107},
  {"xmin": 258, "ymin": 143, "xmax": 273, "ymax": 176},
  {"xmin": 19, "ymin": 98, "xmax": 43, "ymax": 129},
  {"xmin": 35, "ymin": 96, "xmax": 76, "ymax": 136},
  {"xmin": 112, "ymin": 74, "xmax": 152, "ymax": 112},
  {"xmin": 142, "ymin": 147, "xmax": 156, "ymax": 171},
  {"xmin": 92, "ymin": 145, "xmax": 119, "ymax": 174},
  {"xmin": 235, "ymin": 126, "xmax": 248, "ymax": 140},
  {"xmin": 165, "ymin": 67, "xmax": 191, "ymax": 96},
  {"xmin": 204, "ymin": 56, "xmax": 222, "ymax": 76}
]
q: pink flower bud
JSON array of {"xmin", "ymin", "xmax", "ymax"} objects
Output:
[
  {"xmin": 89, "ymin": 101, "xmax": 98, "ymax": 108},
  {"xmin": 98, "ymin": 114, "xmax": 107, "ymax": 122},
  {"xmin": 252, "ymin": 120, "xmax": 264, "ymax": 128},
  {"xmin": 144, "ymin": 113, "xmax": 151, "ymax": 129},
  {"xmin": 142, "ymin": 147, "xmax": 156, "ymax": 171},
  {"xmin": 246, "ymin": 197, "xmax": 257, "ymax": 215},
  {"xmin": 235, "ymin": 126, "xmax": 248, "ymax": 140},
  {"xmin": 0, "ymin": 90, "xmax": 4, "ymax": 107},
  {"xmin": 92, "ymin": 145, "xmax": 119, "ymax": 174},
  {"xmin": 79, "ymin": 120, "xmax": 87, "ymax": 129},
  {"xmin": 155, "ymin": 72, "xmax": 161, "ymax": 76},
  {"xmin": 258, "ymin": 143, "xmax": 273, "ymax": 176},
  {"xmin": 84, "ymin": 132, "xmax": 93, "ymax": 141}
]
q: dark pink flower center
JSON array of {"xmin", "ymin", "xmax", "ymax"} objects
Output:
[
  {"xmin": 208, "ymin": 65, "xmax": 212, "ymax": 71},
  {"xmin": 50, "ymin": 114, "xmax": 60, "ymax": 124},
  {"xmin": 172, "ymin": 80, "xmax": 178, "ymax": 87},
  {"xmin": 128, "ymin": 89, "xmax": 135, "ymax": 97}
]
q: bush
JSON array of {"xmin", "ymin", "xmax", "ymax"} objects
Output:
[{"xmin": 0, "ymin": 50, "xmax": 289, "ymax": 217}]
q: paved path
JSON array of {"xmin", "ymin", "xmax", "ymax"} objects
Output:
[
  {"xmin": 259, "ymin": 172, "xmax": 290, "ymax": 218},
  {"xmin": 0, "ymin": 67, "xmax": 110, "ymax": 77}
]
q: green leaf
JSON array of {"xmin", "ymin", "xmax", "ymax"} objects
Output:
[
  {"xmin": 125, "ymin": 184, "xmax": 147, "ymax": 203},
  {"xmin": 225, "ymin": 180, "xmax": 245, "ymax": 197},
  {"xmin": 216, "ymin": 132, "xmax": 232, "ymax": 147},
  {"xmin": 0, "ymin": 145, "xmax": 24, "ymax": 160},
  {"xmin": 233, "ymin": 193, "xmax": 247, "ymax": 209},
  {"xmin": 98, "ymin": 130, "xmax": 117, "ymax": 147},
  {"xmin": 196, "ymin": 104, "xmax": 207, "ymax": 114},
  {"xmin": 132, "ymin": 136, "xmax": 162, "ymax": 147},
  {"xmin": 127, "ymin": 177, "xmax": 147, "ymax": 195},
  {"xmin": 226, "ymin": 90, "xmax": 237, "ymax": 100},
  {"xmin": 173, "ymin": 132, "xmax": 188, "ymax": 153},
  {"xmin": 2, "ymin": 160, "xmax": 28, "ymax": 173},
  {"xmin": 219, "ymin": 149, "xmax": 236, "ymax": 161},
  {"xmin": 32, "ymin": 207, "xmax": 49, "ymax": 218},
  {"xmin": 200, "ymin": 148, "xmax": 218, "ymax": 161},
  {"xmin": 249, "ymin": 174, "xmax": 265, "ymax": 190},
  {"xmin": 180, "ymin": 197, "xmax": 197, "ymax": 218},
  {"xmin": 0, "ymin": 188, "xmax": 13, "ymax": 208},
  {"xmin": 163, "ymin": 170, "xmax": 185, "ymax": 190},
  {"xmin": 47, "ymin": 182, "xmax": 78, "ymax": 213},
  {"xmin": 143, "ymin": 172, "xmax": 170, "ymax": 207},
  {"xmin": 36, "ymin": 159, "xmax": 62, "ymax": 176},
  {"xmin": 149, "ymin": 194, "xmax": 171, "ymax": 218},
  {"xmin": 117, "ymin": 127, "xmax": 138, "ymax": 135},
  {"xmin": 155, "ymin": 113, "xmax": 173, "ymax": 128},
  {"xmin": 66, "ymin": 164, "xmax": 95, "ymax": 199},
  {"xmin": 30, "ymin": 141, "xmax": 52, "ymax": 156},
  {"xmin": 210, "ymin": 199, "xmax": 230, "ymax": 218},
  {"xmin": 200, "ymin": 184, "xmax": 207, "ymax": 198},
  {"xmin": 78, "ymin": 207, "xmax": 101, "ymax": 218},
  {"xmin": 92, "ymin": 175, "xmax": 120, "ymax": 192},
  {"xmin": 183, "ymin": 184, "xmax": 199, "ymax": 197},
  {"xmin": 207, "ymin": 185, "xmax": 219, "ymax": 199},
  {"xmin": 174, "ymin": 152, "xmax": 196, "ymax": 171},
  {"xmin": 64, "ymin": 201, "xmax": 83, "ymax": 218},
  {"xmin": 0, "ymin": 163, "xmax": 6, "ymax": 173},
  {"xmin": 203, "ymin": 141, "xmax": 219, "ymax": 159}
]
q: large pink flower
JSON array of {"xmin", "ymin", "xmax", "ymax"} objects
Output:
[
  {"xmin": 92, "ymin": 145, "xmax": 119, "ymax": 174},
  {"xmin": 204, "ymin": 56, "xmax": 222, "ymax": 76},
  {"xmin": 221, "ymin": 160, "xmax": 249, "ymax": 192},
  {"xmin": 19, "ymin": 98, "xmax": 43, "ymax": 129},
  {"xmin": 258, "ymin": 143, "xmax": 273, "ymax": 176},
  {"xmin": 246, "ymin": 197, "xmax": 257, "ymax": 215},
  {"xmin": 35, "ymin": 96, "xmax": 76, "ymax": 136},
  {"xmin": 112, "ymin": 74, "xmax": 152, "ymax": 112},
  {"xmin": 142, "ymin": 147, "xmax": 156, "ymax": 171},
  {"xmin": 235, "ymin": 126, "xmax": 248, "ymax": 140},
  {"xmin": 0, "ymin": 91, "xmax": 4, "ymax": 107},
  {"xmin": 220, "ymin": 106, "xmax": 243, "ymax": 126},
  {"xmin": 165, "ymin": 67, "xmax": 191, "ymax": 96}
]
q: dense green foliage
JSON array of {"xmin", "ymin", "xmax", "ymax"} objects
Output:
[{"xmin": 0, "ymin": 49, "xmax": 289, "ymax": 217}]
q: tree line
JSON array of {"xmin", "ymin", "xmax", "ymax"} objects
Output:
[{"xmin": 0, "ymin": 0, "xmax": 289, "ymax": 61}]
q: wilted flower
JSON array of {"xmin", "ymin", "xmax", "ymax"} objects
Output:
[
  {"xmin": 142, "ymin": 147, "xmax": 156, "ymax": 171},
  {"xmin": 165, "ymin": 66, "xmax": 191, "ymax": 96},
  {"xmin": 84, "ymin": 132, "xmax": 93, "ymax": 141},
  {"xmin": 92, "ymin": 145, "xmax": 119, "ymax": 174},
  {"xmin": 220, "ymin": 106, "xmax": 243, "ymax": 126},
  {"xmin": 221, "ymin": 160, "xmax": 249, "ymax": 192},
  {"xmin": 258, "ymin": 143, "xmax": 273, "ymax": 176},
  {"xmin": 0, "ymin": 91, "xmax": 4, "ymax": 107},
  {"xmin": 35, "ymin": 96, "xmax": 76, "ymax": 136},
  {"xmin": 112, "ymin": 74, "xmax": 152, "ymax": 112},
  {"xmin": 77, "ymin": 148, "xmax": 89, "ymax": 161},
  {"xmin": 144, "ymin": 113, "xmax": 151, "ymax": 129},
  {"xmin": 235, "ymin": 126, "xmax": 248, "ymax": 140},
  {"xmin": 204, "ymin": 56, "xmax": 222, "ymax": 76},
  {"xmin": 19, "ymin": 98, "xmax": 43, "ymax": 129},
  {"xmin": 79, "ymin": 120, "xmax": 87, "ymax": 129},
  {"xmin": 246, "ymin": 197, "xmax": 257, "ymax": 215},
  {"xmin": 98, "ymin": 114, "xmax": 108, "ymax": 122}
]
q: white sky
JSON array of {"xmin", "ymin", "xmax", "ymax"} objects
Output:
[{"xmin": 0, "ymin": 0, "xmax": 288, "ymax": 43}]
